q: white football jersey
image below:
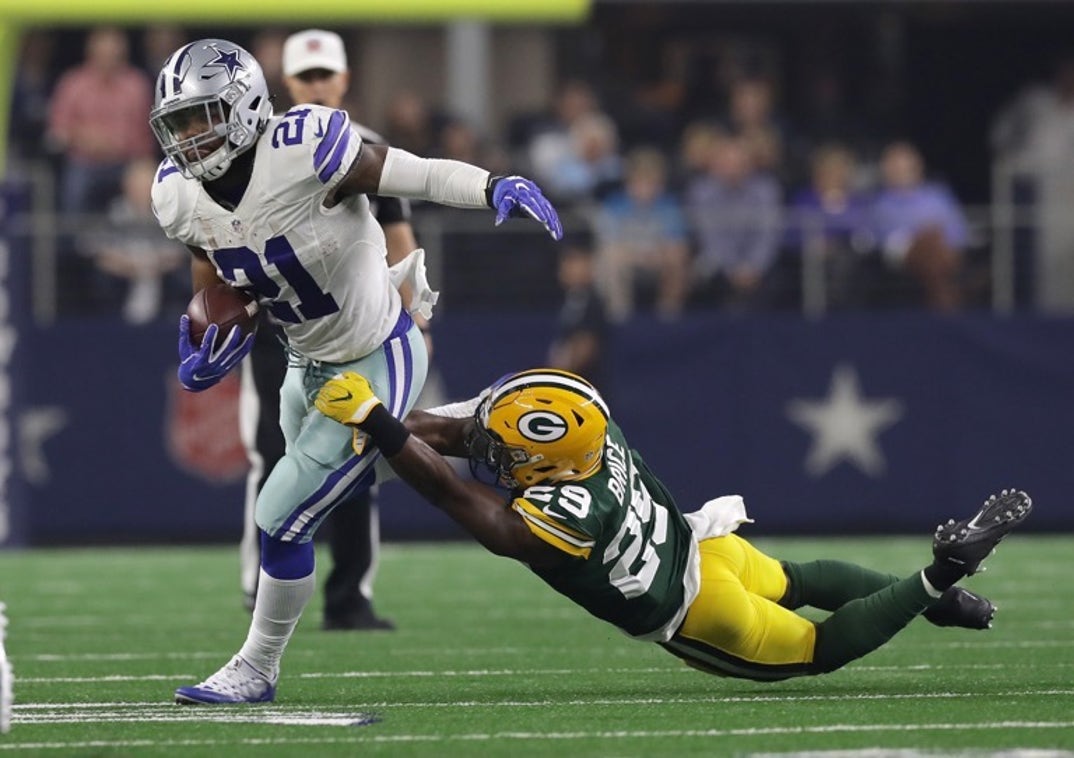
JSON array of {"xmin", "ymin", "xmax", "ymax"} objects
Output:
[{"xmin": 152, "ymin": 104, "xmax": 400, "ymax": 363}]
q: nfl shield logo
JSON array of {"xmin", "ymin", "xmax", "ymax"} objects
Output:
[{"xmin": 165, "ymin": 371, "xmax": 250, "ymax": 483}]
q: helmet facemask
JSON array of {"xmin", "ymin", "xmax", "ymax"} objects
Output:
[
  {"xmin": 151, "ymin": 96, "xmax": 234, "ymax": 180},
  {"xmin": 466, "ymin": 416, "xmax": 538, "ymax": 489}
]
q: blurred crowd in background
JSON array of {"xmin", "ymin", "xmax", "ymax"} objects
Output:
[{"xmin": 7, "ymin": 4, "xmax": 1074, "ymax": 332}]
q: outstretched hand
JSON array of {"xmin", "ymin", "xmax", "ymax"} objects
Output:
[
  {"xmin": 489, "ymin": 175, "xmax": 564, "ymax": 240},
  {"xmin": 177, "ymin": 314, "xmax": 254, "ymax": 392},
  {"xmin": 315, "ymin": 371, "xmax": 383, "ymax": 426}
]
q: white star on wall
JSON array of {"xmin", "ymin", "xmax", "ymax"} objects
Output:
[{"xmin": 786, "ymin": 364, "xmax": 905, "ymax": 477}]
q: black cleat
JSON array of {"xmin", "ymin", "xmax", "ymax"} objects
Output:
[
  {"xmin": 933, "ymin": 489, "xmax": 1032, "ymax": 576},
  {"xmin": 923, "ymin": 586, "xmax": 997, "ymax": 630}
]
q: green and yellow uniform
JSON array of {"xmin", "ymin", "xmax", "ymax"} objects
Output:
[
  {"xmin": 510, "ymin": 423, "xmax": 937, "ymax": 681},
  {"xmin": 511, "ymin": 421, "xmax": 696, "ymax": 640}
]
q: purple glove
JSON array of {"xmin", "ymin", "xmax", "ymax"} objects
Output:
[
  {"xmin": 488, "ymin": 175, "xmax": 563, "ymax": 240},
  {"xmin": 177, "ymin": 314, "xmax": 254, "ymax": 392}
]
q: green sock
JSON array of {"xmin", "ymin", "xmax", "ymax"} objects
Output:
[
  {"xmin": 810, "ymin": 572, "xmax": 935, "ymax": 673},
  {"xmin": 781, "ymin": 560, "xmax": 901, "ymax": 611}
]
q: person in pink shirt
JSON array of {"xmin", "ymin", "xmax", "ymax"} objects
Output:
[{"xmin": 47, "ymin": 27, "xmax": 155, "ymax": 216}]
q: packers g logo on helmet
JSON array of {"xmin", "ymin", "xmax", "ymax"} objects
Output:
[
  {"xmin": 517, "ymin": 411, "xmax": 569, "ymax": 443},
  {"xmin": 468, "ymin": 369, "xmax": 609, "ymax": 489}
]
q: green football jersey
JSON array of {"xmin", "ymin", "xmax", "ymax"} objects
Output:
[{"xmin": 510, "ymin": 421, "xmax": 695, "ymax": 638}]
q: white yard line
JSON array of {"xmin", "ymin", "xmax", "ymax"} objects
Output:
[
  {"xmin": 14, "ymin": 638, "xmax": 1074, "ymax": 665},
  {"xmin": 13, "ymin": 663, "xmax": 1074, "ymax": 684},
  {"xmin": 9, "ymin": 688, "xmax": 1074, "ymax": 718},
  {"xmin": 1, "ymin": 722, "xmax": 1073, "ymax": 751}
]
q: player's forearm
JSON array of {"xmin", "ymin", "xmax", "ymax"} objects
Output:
[
  {"xmin": 387, "ymin": 437, "xmax": 472, "ymax": 517},
  {"xmin": 360, "ymin": 406, "xmax": 525, "ymax": 557},
  {"xmin": 190, "ymin": 252, "xmax": 223, "ymax": 292},
  {"xmin": 383, "ymin": 222, "xmax": 419, "ymax": 267},
  {"xmin": 405, "ymin": 410, "xmax": 472, "ymax": 457},
  {"xmin": 377, "ymin": 147, "xmax": 491, "ymax": 209}
]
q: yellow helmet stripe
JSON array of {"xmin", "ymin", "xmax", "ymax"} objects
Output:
[{"xmin": 492, "ymin": 369, "xmax": 609, "ymax": 419}]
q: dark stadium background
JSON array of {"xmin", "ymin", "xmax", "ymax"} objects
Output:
[{"xmin": 4, "ymin": 1, "xmax": 1074, "ymax": 546}]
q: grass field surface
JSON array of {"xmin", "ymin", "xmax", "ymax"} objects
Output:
[{"xmin": 0, "ymin": 536, "xmax": 1072, "ymax": 756}]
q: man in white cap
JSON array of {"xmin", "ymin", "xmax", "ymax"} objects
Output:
[
  {"xmin": 281, "ymin": 29, "xmax": 350, "ymax": 111},
  {"xmin": 237, "ymin": 29, "xmax": 418, "ymax": 631}
]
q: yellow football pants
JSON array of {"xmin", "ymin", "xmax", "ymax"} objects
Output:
[{"xmin": 660, "ymin": 534, "xmax": 818, "ymax": 681}]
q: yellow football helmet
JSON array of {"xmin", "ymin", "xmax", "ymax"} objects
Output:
[{"xmin": 468, "ymin": 368, "xmax": 610, "ymax": 489}]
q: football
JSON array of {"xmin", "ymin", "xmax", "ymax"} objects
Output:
[{"xmin": 186, "ymin": 283, "xmax": 260, "ymax": 349}]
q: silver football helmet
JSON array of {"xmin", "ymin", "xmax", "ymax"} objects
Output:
[{"xmin": 149, "ymin": 39, "xmax": 273, "ymax": 181}]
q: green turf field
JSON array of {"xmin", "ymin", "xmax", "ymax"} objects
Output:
[{"xmin": 0, "ymin": 536, "xmax": 1071, "ymax": 756}]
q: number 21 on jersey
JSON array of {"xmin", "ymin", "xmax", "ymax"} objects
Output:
[{"xmin": 213, "ymin": 235, "xmax": 340, "ymax": 324}]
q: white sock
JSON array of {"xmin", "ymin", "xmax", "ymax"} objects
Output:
[{"xmin": 238, "ymin": 568, "xmax": 316, "ymax": 678}]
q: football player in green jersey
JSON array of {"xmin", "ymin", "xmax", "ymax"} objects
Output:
[{"xmin": 315, "ymin": 368, "xmax": 1032, "ymax": 681}]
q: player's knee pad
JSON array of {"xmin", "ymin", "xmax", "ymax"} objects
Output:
[{"xmin": 260, "ymin": 531, "xmax": 315, "ymax": 579}]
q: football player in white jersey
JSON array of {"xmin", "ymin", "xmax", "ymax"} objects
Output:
[
  {"xmin": 149, "ymin": 38, "xmax": 562, "ymax": 704},
  {"xmin": 235, "ymin": 29, "xmax": 414, "ymax": 631}
]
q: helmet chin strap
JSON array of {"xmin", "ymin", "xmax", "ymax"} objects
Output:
[{"xmin": 190, "ymin": 148, "xmax": 232, "ymax": 181}]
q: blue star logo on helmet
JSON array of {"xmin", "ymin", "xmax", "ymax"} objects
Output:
[{"xmin": 202, "ymin": 47, "xmax": 246, "ymax": 82}]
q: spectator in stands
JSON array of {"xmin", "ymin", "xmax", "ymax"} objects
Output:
[
  {"xmin": 595, "ymin": 147, "xmax": 690, "ymax": 321},
  {"xmin": 46, "ymin": 27, "xmax": 155, "ymax": 216},
  {"xmin": 686, "ymin": 133, "xmax": 783, "ymax": 311},
  {"xmin": 250, "ymin": 29, "xmax": 289, "ymax": 103},
  {"xmin": 9, "ymin": 30, "xmax": 56, "ymax": 170},
  {"xmin": 795, "ymin": 64, "xmax": 874, "ymax": 171},
  {"xmin": 438, "ymin": 118, "xmax": 480, "ymax": 163},
  {"xmin": 677, "ymin": 46, "xmax": 736, "ymax": 128},
  {"xmin": 141, "ymin": 25, "xmax": 186, "ymax": 83},
  {"xmin": 726, "ymin": 75, "xmax": 787, "ymax": 177},
  {"xmin": 384, "ymin": 90, "xmax": 440, "ymax": 158},
  {"xmin": 438, "ymin": 118, "xmax": 510, "ymax": 175},
  {"xmin": 786, "ymin": 143, "xmax": 876, "ymax": 310},
  {"xmin": 538, "ymin": 112, "xmax": 623, "ymax": 205},
  {"xmin": 548, "ymin": 231, "xmax": 610, "ymax": 394},
  {"xmin": 527, "ymin": 79, "xmax": 600, "ymax": 189},
  {"xmin": 869, "ymin": 141, "xmax": 969, "ymax": 310},
  {"xmin": 618, "ymin": 40, "xmax": 690, "ymax": 147},
  {"xmin": 991, "ymin": 56, "xmax": 1074, "ymax": 310},
  {"xmin": 674, "ymin": 120, "xmax": 724, "ymax": 191},
  {"xmin": 87, "ymin": 158, "xmax": 187, "ymax": 323}
]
